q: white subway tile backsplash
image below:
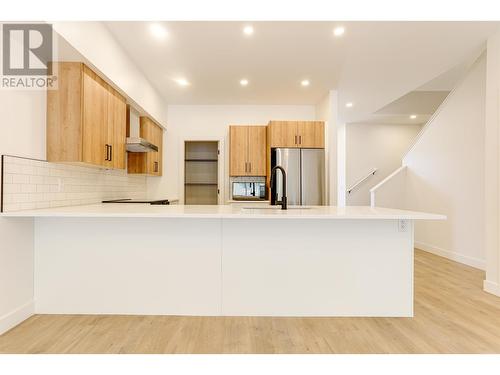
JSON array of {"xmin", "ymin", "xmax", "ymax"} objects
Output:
[
  {"xmin": 21, "ymin": 184, "xmax": 37, "ymax": 193},
  {"xmin": 4, "ymin": 184, "xmax": 20, "ymax": 194},
  {"xmin": 14, "ymin": 193, "xmax": 30, "ymax": 203},
  {"xmin": 3, "ymin": 203, "xmax": 20, "ymax": 211},
  {"xmin": 19, "ymin": 202, "xmax": 36, "ymax": 210},
  {"xmin": 36, "ymin": 185, "xmax": 50, "ymax": 193},
  {"xmin": 2, "ymin": 156, "xmax": 147, "ymax": 212},
  {"xmin": 12, "ymin": 174, "xmax": 30, "ymax": 184},
  {"xmin": 29, "ymin": 175, "xmax": 44, "ymax": 184}
]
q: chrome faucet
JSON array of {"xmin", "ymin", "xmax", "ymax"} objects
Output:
[{"xmin": 270, "ymin": 165, "xmax": 287, "ymax": 210}]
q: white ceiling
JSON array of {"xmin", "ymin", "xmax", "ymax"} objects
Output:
[
  {"xmin": 104, "ymin": 21, "xmax": 500, "ymax": 122},
  {"xmin": 355, "ymin": 90, "xmax": 449, "ymax": 125},
  {"xmin": 375, "ymin": 91, "xmax": 449, "ymax": 116}
]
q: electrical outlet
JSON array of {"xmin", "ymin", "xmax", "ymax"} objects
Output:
[{"xmin": 398, "ymin": 219, "xmax": 408, "ymax": 232}]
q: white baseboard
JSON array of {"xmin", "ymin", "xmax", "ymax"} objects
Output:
[
  {"xmin": 0, "ymin": 300, "xmax": 34, "ymax": 335},
  {"xmin": 483, "ymin": 280, "xmax": 500, "ymax": 296},
  {"xmin": 415, "ymin": 241, "xmax": 485, "ymax": 270}
]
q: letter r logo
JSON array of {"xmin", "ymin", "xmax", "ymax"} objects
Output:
[{"xmin": 2, "ymin": 24, "xmax": 53, "ymax": 76}]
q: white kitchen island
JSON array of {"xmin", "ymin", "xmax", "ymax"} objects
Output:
[{"xmin": 2, "ymin": 204, "xmax": 445, "ymax": 317}]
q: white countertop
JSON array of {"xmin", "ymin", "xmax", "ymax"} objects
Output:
[
  {"xmin": 226, "ymin": 200, "xmax": 270, "ymax": 204},
  {"xmin": 0, "ymin": 204, "xmax": 446, "ymax": 220}
]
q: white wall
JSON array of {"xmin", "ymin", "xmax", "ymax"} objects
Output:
[
  {"xmin": 0, "ymin": 22, "xmax": 166, "ymax": 334},
  {"xmin": 370, "ymin": 166, "xmax": 407, "ymax": 209},
  {"xmin": 52, "ymin": 22, "xmax": 168, "ymax": 128},
  {"xmin": 484, "ymin": 32, "xmax": 500, "ymax": 296},
  {"xmin": 346, "ymin": 122, "xmax": 422, "ymax": 205},
  {"xmin": 0, "ymin": 89, "xmax": 45, "ymax": 334},
  {"xmin": 315, "ymin": 91, "xmax": 338, "ymax": 205},
  {"xmin": 403, "ymin": 54, "xmax": 486, "ymax": 270},
  {"xmin": 147, "ymin": 105, "xmax": 316, "ymax": 202}
]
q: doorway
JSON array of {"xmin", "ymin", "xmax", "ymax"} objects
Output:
[{"xmin": 184, "ymin": 141, "xmax": 219, "ymax": 205}]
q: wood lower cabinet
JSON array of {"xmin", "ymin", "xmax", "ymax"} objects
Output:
[
  {"xmin": 268, "ymin": 120, "xmax": 324, "ymax": 148},
  {"xmin": 229, "ymin": 125, "xmax": 266, "ymax": 176},
  {"xmin": 127, "ymin": 117, "xmax": 163, "ymax": 176},
  {"xmin": 47, "ymin": 62, "xmax": 127, "ymax": 169}
]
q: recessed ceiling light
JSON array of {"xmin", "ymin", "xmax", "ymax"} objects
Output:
[
  {"xmin": 149, "ymin": 23, "xmax": 168, "ymax": 39},
  {"xmin": 243, "ymin": 25, "xmax": 254, "ymax": 36},
  {"xmin": 174, "ymin": 78, "xmax": 190, "ymax": 87},
  {"xmin": 345, "ymin": 102, "xmax": 353, "ymax": 108},
  {"xmin": 410, "ymin": 114, "xmax": 417, "ymax": 119},
  {"xmin": 301, "ymin": 80, "xmax": 310, "ymax": 87},
  {"xmin": 240, "ymin": 79, "xmax": 249, "ymax": 86},
  {"xmin": 333, "ymin": 26, "xmax": 345, "ymax": 37}
]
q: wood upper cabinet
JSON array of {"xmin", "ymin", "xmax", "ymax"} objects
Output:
[
  {"xmin": 247, "ymin": 126, "xmax": 267, "ymax": 176},
  {"xmin": 268, "ymin": 121, "xmax": 297, "ymax": 148},
  {"xmin": 229, "ymin": 125, "xmax": 266, "ymax": 176},
  {"xmin": 297, "ymin": 121, "xmax": 325, "ymax": 148},
  {"xmin": 107, "ymin": 89, "xmax": 127, "ymax": 169},
  {"xmin": 47, "ymin": 62, "xmax": 127, "ymax": 169},
  {"xmin": 229, "ymin": 126, "xmax": 248, "ymax": 176},
  {"xmin": 127, "ymin": 117, "xmax": 164, "ymax": 176},
  {"xmin": 268, "ymin": 120, "xmax": 324, "ymax": 148}
]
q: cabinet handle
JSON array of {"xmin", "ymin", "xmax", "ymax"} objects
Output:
[
  {"xmin": 109, "ymin": 145, "xmax": 113, "ymax": 162},
  {"xmin": 299, "ymin": 135, "xmax": 302, "ymax": 145},
  {"xmin": 295, "ymin": 135, "xmax": 297, "ymax": 145},
  {"xmin": 245, "ymin": 162, "xmax": 248, "ymax": 173},
  {"xmin": 249, "ymin": 163, "xmax": 251, "ymax": 173},
  {"xmin": 154, "ymin": 161, "xmax": 158, "ymax": 173},
  {"xmin": 104, "ymin": 144, "xmax": 109, "ymax": 161}
]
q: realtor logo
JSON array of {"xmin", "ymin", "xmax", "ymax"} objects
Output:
[{"xmin": 2, "ymin": 23, "xmax": 53, "ymax": 76}]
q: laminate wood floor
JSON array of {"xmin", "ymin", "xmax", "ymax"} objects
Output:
[{"xmin": 1, "ymin": 249, "xmax": 500, "ymax": 354}]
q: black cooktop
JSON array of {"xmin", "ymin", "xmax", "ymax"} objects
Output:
[{"xmin": 102, "ymin": 199, "xmax": 171, "ymax": 205}]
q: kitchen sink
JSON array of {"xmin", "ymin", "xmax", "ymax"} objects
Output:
[{"xmin": 241, "ymin": 206, "xmax": 312, "ymax": 210}]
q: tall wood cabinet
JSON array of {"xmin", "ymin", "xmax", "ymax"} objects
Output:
[
  {"xmin": 268, "ymin": 121, "xmax": 324, "ymax": 148},
  {"xmin": 229, "ymin": 125, "xmax": 266, "ymax": 176},
  {"xmin": 47, "ymin": 62, "xmax": 127, "ymax": 169},
  {"xmin": 127, "ymin": 117, "xmax": 163, "ymax": 176}
]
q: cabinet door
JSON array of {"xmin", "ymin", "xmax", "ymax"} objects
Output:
[
  {"xmin": 229, "ymin": 126, "xmax": 249, "ymax": 176},
  {"xmin": 297, "ymin": 121, "xmax": 324, "ymax": 148},
  {"xmin": 107, "ymin": 89, "xmax": 127, "ymax": 170},
  {"xmin": 128, "ymin": 117, "xmax": 163, "ymax": 175},
  {"xmin": 247, "ymin": 126, "xmax": 267, "ymax": 176},
  {"xmin": 46, "ymin": 62, "xmax": 83, "ymax": 163},
  {"xmin": 82, "ymin": 66, "xmax": 108, "ymax": 167},
  {"xmin": 141, "ymin": 117, "xmax": 162, "ymax": 176},
  {"xmin": 268, "ymin": 121, "xmax": 298, "ymax": 148},
  {"xmin": 152, "ymin": 122, "xmax": 163, "ymax": 176}
]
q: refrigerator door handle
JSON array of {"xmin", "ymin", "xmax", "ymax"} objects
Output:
[{"xmin": 300, "ymin": 150, "xmax": 303, "ymax": 205}]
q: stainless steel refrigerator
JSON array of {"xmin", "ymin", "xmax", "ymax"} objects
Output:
[{"xmin": 271, "ymin": 148, "xmax": 325, "ymax": 206}]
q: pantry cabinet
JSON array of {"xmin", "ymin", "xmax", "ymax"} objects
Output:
[
  {"xmin": 47, "ymin": 62, "xmax": 127, "ymax": 169},
  {"xmin": 229, "ymin": 125, "xmax": 267, "ymax": 176},
  {"xmin": 127, "ymin": 117, "xmax": 164, "ymax": 176},
  {"xmin": 268, "ymin": 120, "xmax": 324, "ymax": 148}
]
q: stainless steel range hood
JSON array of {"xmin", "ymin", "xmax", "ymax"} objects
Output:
[
  {"xmin": 126, "ymin": 137, "xmax": 158, "ymax": 153},
  {"xmin": 126, "ymin": 107, "xmax": 158, "ymax": 152}
]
